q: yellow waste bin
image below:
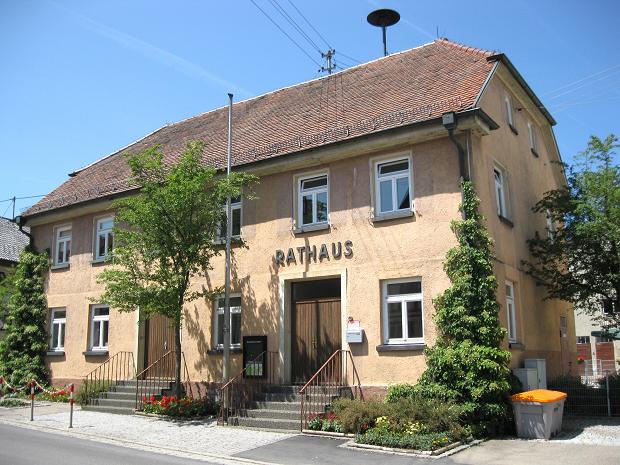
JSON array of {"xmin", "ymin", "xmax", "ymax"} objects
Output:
[{"xmin": 510, "ymin": 389, "xmax": 567, "ymax": 439}]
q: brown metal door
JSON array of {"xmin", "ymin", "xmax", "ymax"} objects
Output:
[
  {"xmin": 145, "ymin": 314, "xmax": 175, "ymax": 368},
  {"xmin": 292, "ymin": 298, "xmax": 341, "ymax": 384}
]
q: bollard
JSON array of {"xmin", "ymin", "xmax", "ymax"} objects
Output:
[
  {"xmin": 0, "ymin": 376, "xmax": 4, "ymax": 397},
  {"xmin": 69, "ymin": 383, "xmax": 74, "ymax": 428},
  {"xmin": 30, "ymin": 380, "xmax": 35, "ymax": 421}
]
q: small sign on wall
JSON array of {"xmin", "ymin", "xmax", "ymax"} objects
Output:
[{"xmin": 346, "ymin": 318, "xmax": 363, "ymax": 343}]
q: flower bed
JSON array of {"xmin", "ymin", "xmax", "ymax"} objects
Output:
[
  {"xmin": 308, "ymin": 411, "xmax": 343, "ymax": 432},
  {"xmin": 37, "ymin": 387, "xmax": 70, "ymax": 403},
  {"xmin": 0, "ymin": 398, "xmax": 28, "ymax": 408},
  {"xmin": 141, "ymin": 396, "xmax": 218, "ymax": 418}
]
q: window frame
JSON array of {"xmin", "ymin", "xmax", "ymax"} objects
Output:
[
  {"xmin": 493, "ymin": 165, "xmax": 509, "ymax": 220},
  {"xmin": 527, "ymin": 120, "xmax": 539, "ymax": 156},
  {"xmin": 504, "ymin": 95, "xmax": 517, "ymax": 133},
  {"xmin": 90, "ymin": 305, "xmax": 110, "ymax": 351},
  {"xmin": 49, "ymin": 308, "xmax": 66, "ymax": 351},
  {"xmin": 576, "ymin": 336, "xmax": 591, "ymax": 344},
  {"xmin": 94, "ymin": 216, "xmax": 114, "ymax": 261},
  {"xmin": 297, "ymin": 173, "xmax": 329, "ymax": 228},
  {"xmin": 373, "ymin": 154, "xmax": 413, "ymax": 218},
  {"xmin": 505, "ymin": 281, "xmax": 518, "ymax": 343},
  {"xmin": 213, "ymin": 294, "xmax": 242, "ymax": 350},
  {"xmin": 216, "ymin": 196, "xmax": 242, "ymax": 242},
  {"xmin": 381, "ymin": 278, "xmax": 424, "ymax": 345},
  {"xmin": 53, "ymin": 224, "xmax": 72, "ymax": 266}
]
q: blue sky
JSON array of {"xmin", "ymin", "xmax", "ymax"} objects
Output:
[{"xmin": 1, "ymin": 0, "xmax": 618, "ymax": 216}]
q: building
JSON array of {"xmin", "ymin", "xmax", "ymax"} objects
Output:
[
  {"xmin": 22, "ymin": 39, "xmax": 575, "ymax": 397},
  {"xmin": 0, "ymin": 217, "xmax": 30, "ymax": 339},
  {"xmin": 575, "ymin": 305, "xmax": 619, "ymax": 376}
]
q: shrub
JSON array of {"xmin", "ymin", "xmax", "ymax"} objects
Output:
[
  {"xmin": 331, "ymin": 399, "xmax": 386, "ymax": 434},
  {"xmin": 0, "ymin": 398, "xmax": 28, "ymax": 408},
  {"xmin": 385, "ymin": 383, "xmax": 416, "ymax": 403},
  {"xmin": 142, "ymin": 396, "xmax": 218, "ymax": 418}
]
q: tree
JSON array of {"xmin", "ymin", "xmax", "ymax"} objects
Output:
[
  {"xmin": 97, "ymin": 141, "xmax": 257, "ymax": 398},
  {"xmin": 416, "ymin": 181, "xmax": 512, "ymax": 435},
  {"xmin": 524, "ymin": 135, "xmax": 620, "ymax": 328},
  {"xmin": 0, "ymin": 250, "xmax": 50, "ymax": 386}
]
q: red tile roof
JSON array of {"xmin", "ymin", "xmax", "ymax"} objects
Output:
[{"xmin": 25, "ymin": 39, "xmax": 496, "ymax": 217}]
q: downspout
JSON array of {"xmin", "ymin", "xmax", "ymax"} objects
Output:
[{"xmin": 442, "ymin": 112, "xmax": 469, "ymax": 219}]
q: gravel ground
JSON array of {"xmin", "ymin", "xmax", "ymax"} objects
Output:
[
  {"xmin": 552, "ymin": 417, "xmax": 620, "ymax": 445},
  {"xmin": 16, "ymin": 409, "xmax": 295, "ymax": 457}
]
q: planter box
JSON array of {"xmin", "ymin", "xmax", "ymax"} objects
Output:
[
  {"xmin": 346, "ymin": 440, "xmax": 464, "ymax": 457},
  {"xmin": 302, "ymin": 429, "xmax": 355, "ymax": 438}
]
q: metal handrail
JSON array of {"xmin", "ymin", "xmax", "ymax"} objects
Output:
[
  {"xmin": 299, "ymin": 349, "xmax": 364, "ymax": 431},
  {"xmin": 135, "ymin": 350, "xmax": 193, "ymax": 410},
  {"xmin": 81, "ymin": 351, "xmax": 135, "ymax": 404},
  {"xmin": 218, "ymin": 350, "xmax": 279, "ymax": 426}
]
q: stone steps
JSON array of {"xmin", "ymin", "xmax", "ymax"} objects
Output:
[{"xmin": 84, "ymin": 379, "xmax": 174, "ymax": 415}]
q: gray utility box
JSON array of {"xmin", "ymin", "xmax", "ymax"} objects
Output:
[
  {"xmin": 346, "ymin": 329, "xmax": 364, "ymax": 343},
  {"xmin": 513, "ymin": 368, "xmax": 539, "ymax": 391},
  {"xmin": 524, "ymin": 358, "xmax": 547, "ymax": 389},
  {"xmin": 511, "ymin": 390, "xmax": 567, "ymax": 439}
]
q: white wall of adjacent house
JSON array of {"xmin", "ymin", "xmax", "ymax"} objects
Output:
[{"xmin": 574, "ymin": 308, "xmax": 619, "ymax": 374}]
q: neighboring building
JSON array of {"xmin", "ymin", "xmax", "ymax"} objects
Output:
[
  {"xmin": 0, "ymin": 217, "xmax": 30, "ymax": 339},
  {"xmin": 22, "ymin": 39, "xmax": 575, "ymax": 395},
  {"xmin": 575, "ymin": 305, "xmax": 619, "ymax": 375}
]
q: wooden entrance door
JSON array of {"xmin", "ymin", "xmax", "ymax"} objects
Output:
[
  {"xmin": 144, "ymin": 314, "xmax": 175, "ymax": 368},
  {"xmin": 292, "ymin": 298, "xmax": 341, "ymax": 384}
]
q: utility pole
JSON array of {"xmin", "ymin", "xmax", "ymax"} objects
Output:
[
  {"xmin": 11, "ymin": 197, "xmax": 15, "ymax": 220},
  {"xmin": 319, "ymin": 49, "xmax": 336, "ymax": 75},
  {"xmin": 223, "ymin": 93, "xmax": 233, "ymax": 383}
]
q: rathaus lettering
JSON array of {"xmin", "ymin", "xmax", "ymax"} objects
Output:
[{"xmin": 275, "ymin": 240, "xmax": 353, "ymax": 266}]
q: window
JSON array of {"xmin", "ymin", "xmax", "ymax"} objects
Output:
[
  {"xmin": 298, "ymin": 174, "xmax": 328, "ymax": 227},
  {"xmin": 505, "ymin": 281, "xmax": 517, "ymax": 343},
  {"xmin": 90, "ymin": 306, "xmax": 109, "ymax": 351},
  {"xmin": 545, "ymin": 209, "xmax": 556, "ymax": 241},
  {"xmin": 382, "ymin": 279, "xmax": 423, "ymax": 344},
  {"xmin": 217, "ymin": 196, "xmax": 242, "ymax": 241},
  {"xmin": 54, "ymin": 226, "xmax": 71, "ymax": 266},
  {"xmin": 577, "ymin": 336, "xmax": 591, "ymax": 344},
  {"xmin": 494, "ymin": 167, "xmax": 508, "ymax": 218},
  {"xmin": 504, "ymin": 96, "xmax": 516, "ymax": 132},
  {"xmin": 214, "ymin": 295, "xmax": 241, "ymax": 349},
  {"xmin": 49, "ymin": 308, "xmax": 66, "ymax": 351},
  {"xmin": 527, "ymin": 121, "xmax": 538, "ymax": 155},
  {"xmin": 375, "ymin": 158, "xmax": 412, "ymax": 215},
  {"xmin": 95, "ymin": 217, "xmax": 114, "ymax": 260},
  {"xmin": 603, "ymin": 299, "xmax": 618, "ymax": 315}
]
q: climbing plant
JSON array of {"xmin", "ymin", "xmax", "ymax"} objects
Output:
[
  {"xmin": 0, "ymin": 250, "xmax": 50, "ymax": 386},
  {"xmin": 416, "ymin": 181, "xmax": 512, "ymax": 435}
]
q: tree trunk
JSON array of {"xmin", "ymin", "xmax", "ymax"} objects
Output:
[{"xmin": 174, "ymin": 322, "xmax": 182, "ymax": 399}]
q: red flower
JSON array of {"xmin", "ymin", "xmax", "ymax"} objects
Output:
[
  {"xmin": 150, "ymin": 396, "xmax": 155, "ymax": 402},
  {"xmin": 326, "ymin": 411, "xmax": 335, "ymax": 421}
]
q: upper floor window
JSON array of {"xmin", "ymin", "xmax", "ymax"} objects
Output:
[
  {"xmin": 382, "ymin": 279, "xmax": 424, "ymax": 345},
  {"xmin": 217, "ymin": 196, "xmax": 241, "ymax": 242},
  {"xmin": 494, "ymin": 166, "xmax": 508, "ymax": 219},
  {"xmin": 214, "ymin": 295, "xmax": 241, "ymax": 349},
  {"xmin": 504, "ymin": 96, "xmax": 517, "ymax": 134},
  {"xmin": 90, "ymin": 305, "xmax": 109, "ymax": 351},
  {"xmin": 95, "ymin": 217, "xmax": 114, "ymax": 261},
  {"xmin": 505, "ymin": 281, "xmax": 517, "ymax": 343},
  {"xmin": 527, "ymin": 121, "xmax": 539, "ymax": 156},
  {"xmin": 576, "ymin": 336, "xmax": 590, "ymax": 344},
  {"xmin": 54, "ymin": 226, "xmax": 71, "ymax": 266},
  {"xmin": 545, "ymin": 209, "xmax": 556, "ymax": 241},
  {"xmin": 375, "ymin": 157, "xmax": 412, "ymax": 215},
  {"xmin": 298, "ymin": 174, "xmax": 328, "ymax": 227},
  {"xmin": 49, "ymin": 308, "xmax": 66, "ymax": 351}
]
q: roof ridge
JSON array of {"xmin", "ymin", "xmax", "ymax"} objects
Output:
[{"xmin": 434, "ymin": 37, "xmax": 497, "ymax": 57}]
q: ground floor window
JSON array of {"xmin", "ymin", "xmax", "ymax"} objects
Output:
[
  {"xmin": 382, "ymin": 279, "xmax": 424, "ymax": 344},
  {"xmin": 90, "ymin": 305, "xmax": 109, "ymax": 351},
  {"xmin": 49, "ymin": 308, "xmax": 66, "ymax": 351},
  {"xmin": 214, "ymin": 295, "xmax": 241, "ymax": 349}
]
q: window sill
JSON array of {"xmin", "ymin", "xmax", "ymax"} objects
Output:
[
  {"xmin": 213, "ymin": 238, "xmax": 243, "ymax": 247},
  {"xmin": 509, "ymin": 342, "xmax": 525, "ymax": 350},
  {"xmin": 207, "ymin": 347, "xmax": 242, "ymax": 355},
  {"xmin": 91, "ymin": 258, "xmax": 109, "ymax": 266},
  {"xmin": 371, "ymin": 210, "xmax": 414, "ymax": 223},
  {"xmin": 50, "ymin": 263, "xmax": 70, "ymax": 271},
  {"xmin": 498, "ymin": 215, "xmax": 514, "ymax": 228},
  {"xmin": 83, "ymin": 350, "xmax": 109, "ymax": 357},
  {"xmin": 46, "ymin": 350, "xmax": 65, "ymax": 356},
  {"xmin": 509, "ymin": 124, "xmax": 518, "ymax": 135},
  {"xmin": 376, "ymin": 343, "xmax": 426, "ymax": 352},
  {"xmin": 530, "ymin": 148, "xmax": 539, "ymax": 158},
  {"xmin": 292, "ymin": 223, "xmax": 330, "ymax": 234}
]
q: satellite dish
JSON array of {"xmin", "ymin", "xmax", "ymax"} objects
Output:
[{"xmin": 367, "ymin": 9, "xmax": 400, "ymax": 57}]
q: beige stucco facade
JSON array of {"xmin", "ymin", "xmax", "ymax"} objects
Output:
[{"xmin": 27, "ymin": 64, "xmax": 575, "ymax": 391}]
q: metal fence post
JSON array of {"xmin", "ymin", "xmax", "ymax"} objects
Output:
[
  {"xmin": 606, "ymin": 372, "xmax": 612, "ymax": 417},
  {"xmin": 30, "ymin": 380, "xmax": 35, "ymax": 421},
  {"xmin": 69, "ymin": 383, "xmax": 74, "ymax": 428}
]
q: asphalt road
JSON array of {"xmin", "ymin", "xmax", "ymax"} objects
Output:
[{"xmin": 0, "ymin": 423, "xmax": 219, "ymax": 465}]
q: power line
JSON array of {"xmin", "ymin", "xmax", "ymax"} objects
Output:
[
  {"xmin": 249, "ymin": 0, "xmax": 321, "ymax": 67},
  {"xmin": 268, "ymin": 0, "xmax": 322, "ymax": 53},
  {"xmin": 542, "ymin": 64, "xmax": 620, "ymax": 97},
  {"xmin": 286, "ymin": 0, "xmax": 332, "ymax": 50},
  {"xmin": 337, "ymin": 51, "xmax": 362, "ymax": 65},
  {"xmin": 0, "ymin": 194, "xmax": 46, "ymax": 203}
]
